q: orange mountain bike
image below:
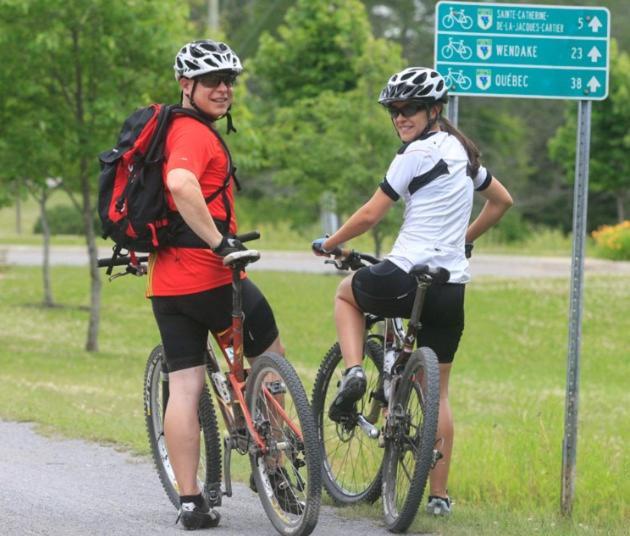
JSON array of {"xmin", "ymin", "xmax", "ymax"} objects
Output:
[{"xmin": 99, "ymin": 232, "xmax": 321, "ymax": 536}]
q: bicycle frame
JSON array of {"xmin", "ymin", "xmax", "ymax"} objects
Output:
[{"xmin": 204, "ymin": 260, "xmax": 303, "ymax": 454}]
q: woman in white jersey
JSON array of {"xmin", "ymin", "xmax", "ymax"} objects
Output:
[{"xmin": 312, "ymin": 67, "xmax": 513, "ymax": 516}]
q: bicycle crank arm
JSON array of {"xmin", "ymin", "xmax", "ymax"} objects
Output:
[
  {"xmin": 357, "ymin": 414, "xmax": 380, "ymax": 439},
  {"xmin": 223, "ymin": 436, "xmax": 233, "ymax": 497}
]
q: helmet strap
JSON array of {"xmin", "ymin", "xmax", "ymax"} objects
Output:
[
  {"xmin": 186, "ymin": 79, "xmax": 236, "ymax": 134},
  {"xmin": 420, "ymin": 104, "xmax": 440, "ymax": 137}
]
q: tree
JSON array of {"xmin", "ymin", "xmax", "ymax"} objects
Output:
[
  {"xmin": 250, "ymin": 0, "xmax": 372, "ymax": 106},
  {"xmin": 363, "ymin": 0, "xmax": 436, "ymax": 66},
  {"xmin": 549, "ymin": 39, "xmax": 630, "ymax": 224},
  {"xmin": 0, "ymin": 12, "xmax": 67, "ymax": 306},
  {"xmin": 1, "ymin": 0, "xmax": 190, "ymax": 350},
  {"xmin": 246, "ymin": 1, "xmax": 406, "ymax": 254}
]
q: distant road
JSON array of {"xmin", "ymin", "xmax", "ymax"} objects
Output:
[{"xmin": 2, "ymin": 244, "xmax": 630, "ymax": 277}]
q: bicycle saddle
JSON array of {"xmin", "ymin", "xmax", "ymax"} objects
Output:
[
  {"xmin": 223, "ymin": 250, "xmax": 261, "ymax": 267},
  {"xmin": 409, "ymin": 264, "xmax": 450, "ymax": 285}
]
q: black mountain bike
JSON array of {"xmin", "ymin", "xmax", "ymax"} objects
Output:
[
  {"xmin": 99, "ymin": 233, "xmax": 321, "ymax": 536},
  {"xmin": 312, "ymin": 249, "xmax": 446, "ymax": 532}
]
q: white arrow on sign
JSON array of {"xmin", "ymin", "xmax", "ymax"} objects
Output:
[
  {"xmin": 588, "ymin": 16, "xmax": 602, "ymax": 33},
  {"xmin": 587, "ymin": 46, "xmax": 602, "ymax": 63},
  {"xmin": 587, "ymin": 77, "xmax": 601, "ymax": 92}
]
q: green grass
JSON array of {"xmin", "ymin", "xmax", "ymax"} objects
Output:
[{"xmin": 0, "ymin": 265, "xmax": 628, "ymax": 534}]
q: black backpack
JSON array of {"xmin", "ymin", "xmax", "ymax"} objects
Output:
[{"xmin": 97, "ymin": 103, "xmax": 240, "ymax": 261}]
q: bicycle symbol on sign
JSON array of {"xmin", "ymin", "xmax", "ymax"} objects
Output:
[
  {"xmin": 443, "ymin": 68, "xmax": 472, "ymax": 91},
  {"xmin": 442, "ymin": 7, "xmax": 473, "ymax": 29},
  {"xmin": 441, "ymin": 37, "xmax": 472, "ymax": 60}
]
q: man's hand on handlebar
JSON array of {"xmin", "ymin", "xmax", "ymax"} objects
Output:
[{"xmin": 213, "ymin": 236, "xmax": 246, "ymax": 257}]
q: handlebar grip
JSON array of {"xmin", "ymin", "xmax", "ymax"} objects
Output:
[
  {"xmin": 97, "ymin": 256, "xmax": 149, "ymax": 268},
  {"xmin": 236, "ymin": 231, "xmax": 260, "ymax": 243}
]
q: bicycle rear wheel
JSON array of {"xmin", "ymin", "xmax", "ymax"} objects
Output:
[
  {"xmin": 246, "ymin": 352, "xmax": 321, "ymax": 536},
  {"xmin": 311, "ymin": 338, "xmax": 384, "ymax": 505},
  {"xmin": 381, "ymin": 347, "xmax": 439, "ymax": 532},
  {"xmin": 144, "ymin": 345, "xmax": 222, "ymax": 509}
]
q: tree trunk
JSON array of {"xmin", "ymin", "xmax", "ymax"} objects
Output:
[
  {"xmin": 39, "ymin": 191, "xmax": 55, "ymax": 307},
  {"xmin": 81, "ymin": 166, "xmax": 101, "ymax": 352},
  {"xmin": 616, "ymin": 191, "xmax": 626, "ymax": 223},
  {"xmin": 15, "ymin": 178, "xmax": 22, "ymax": 235},
  {"xmin": 371, "ymin": 227, "xmax": 383, "ymax": 258}
]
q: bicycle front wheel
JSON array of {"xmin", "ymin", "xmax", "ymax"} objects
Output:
[
  {"xmin": 246, "ymin": 352, "xmax": 321, "ymax": 536},
  {"xmin": 144, "ymin": 345, "xmax": 222, "ymax": 509},
  {"xmin": 382, "ymin": 347, "xmax": 440, "ymax": 532},
  {"xmin": 312, "ymin": 338, "xmax": 384, "ymax": 505}
]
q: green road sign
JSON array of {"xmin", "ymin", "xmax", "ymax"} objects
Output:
[{"xmin": 434, "ymin": 1, "xmax": 610, "ymax": 100}]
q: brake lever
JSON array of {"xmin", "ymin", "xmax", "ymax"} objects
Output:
[
  {"xmin": 108, "ymin": 264, "xmax": 147, "ymax": 281},
  {"xmin": 324, "ymin": 259, "xmax": 349, "ymax": 270}
]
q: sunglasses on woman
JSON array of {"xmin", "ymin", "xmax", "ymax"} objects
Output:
[
  {"xmin": 197, "ymin": 72, "xmax": 238, "ymax": 88},
  {"xmin": 386, "ymin": 103, "xmax": 425, "ymax": 119}
]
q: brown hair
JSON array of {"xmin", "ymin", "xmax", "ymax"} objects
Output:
[{"xmin": 437, "ymin": 114, "xmax": 481, "ymax": 178}]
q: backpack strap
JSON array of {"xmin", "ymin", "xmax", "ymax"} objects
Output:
[{"xmin": 166, "ymin": 106, "xmax": 240, "ymax": 230}]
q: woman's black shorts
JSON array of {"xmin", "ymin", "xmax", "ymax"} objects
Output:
[
  {"xmin": 151, "ymin": 279, "xmax": 279, "ymax": 372},
  {"xmin": 351, "ymin": 260, "xmax": 465, "ymax": 364}
]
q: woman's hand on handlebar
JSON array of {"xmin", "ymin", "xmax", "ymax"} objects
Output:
[{"xmin": 311, "ymin": 237, "xmax": 341, "ymax": 257}]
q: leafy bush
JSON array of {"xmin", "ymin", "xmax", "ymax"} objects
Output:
[
  {"xmin": 33, "ymin": 205, "xmax": 101, "ymax": 236},
  {"xmin": 592, "ymin": 221, "xmax": 630, "ymax": 261}
]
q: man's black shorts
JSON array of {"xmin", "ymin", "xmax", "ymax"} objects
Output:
[
  {"xmin": 351, "ymin": 260, "xmax": 465, "ymax": 363},
  {"xmin": 151, "ymin": 279, "xmax": 279, "ymax": 372}
]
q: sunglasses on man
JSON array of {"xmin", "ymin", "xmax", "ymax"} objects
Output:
[
  {"xmin": 386, "ymin": 103, "xmax": 426, "ymax": 119},
  {"xmin": 197, "ymin": 72, "xmax": 238, "ymax": 88}
]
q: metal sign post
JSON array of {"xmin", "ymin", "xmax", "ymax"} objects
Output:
[
  {"xmin": 434, "ymin": 1, "xmax": 611, "ymax": 517},
  {"xmin": 562, "ymin": 100, "xmax": 591, "ymax": 515},
  {"xmin": 447, "ymin": 95, "xmax": 459, "ymax": 125}
]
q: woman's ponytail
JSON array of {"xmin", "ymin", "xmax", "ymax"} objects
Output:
[{"xmin": 438, "ymin": 115, "xmax": 481, "ymax": 178}]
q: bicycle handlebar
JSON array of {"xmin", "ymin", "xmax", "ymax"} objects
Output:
[
  {"xmin": 97, "ymin": 231, "xmax": 261, "ymax": 269},
  {"xmin": 323, "ymin": 249, "xmax": 381, "ymax": 271},
  {"xmin": 97, "ymin": 256, "xmax": 149, "ymax": 268}
]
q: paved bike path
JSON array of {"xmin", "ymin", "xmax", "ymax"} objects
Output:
[
  {"xmin": 3, "ymin": 244, "xmax": 630, "ymax": 277},
  {"xmin": 0, "ymin": 420, "xmax": 422, "ymax": 536}
]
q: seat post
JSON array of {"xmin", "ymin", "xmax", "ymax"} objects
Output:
[{"xmin": 405, "ymin": 278, "xmax": 431, "ymax": 347}]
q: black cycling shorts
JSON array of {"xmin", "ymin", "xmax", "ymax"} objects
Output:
[
  {"xmin": 351, "ymin": 260, "xmax": 465, "ymax": 364},
  {"xmin": 151, "ymin": 279, "xmax": 279, "ymax": 372}
]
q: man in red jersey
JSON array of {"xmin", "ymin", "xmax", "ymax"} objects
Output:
[{"xmin": 147, "ymin": 40, "xmax": 284, "ymax": 530}]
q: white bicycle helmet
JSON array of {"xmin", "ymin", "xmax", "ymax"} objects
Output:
[
  {"xmin": 174, "ymin": 39, "xmax": 243, "ymax": 80},
  {"xmin": 378, "ymin": 67, "xmax": 447, "ymax": 105}
]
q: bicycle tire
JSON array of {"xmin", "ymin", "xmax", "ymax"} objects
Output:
[
  {"xmin": 246, "ymin": 352, "xmax": 321, "ymax": 536},
  {"xmin": 144, "ymin": 345, "xmax": 222, "ymax": 509},
  {"xmin": 311, "ymin": 339, "xmax": 384, "ymax": 505},
  {"xmin": 381, "ymin": 347, "xmax": 439, "ymax": 532}
]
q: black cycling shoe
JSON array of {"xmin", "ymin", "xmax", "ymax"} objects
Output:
[
  {"xmin": 177, "ymin": 494, "xmax": 221, "ymax": 530},
  {"xmin": 328, "ymin": 366, "xmax": 367, "ymax": 423}
]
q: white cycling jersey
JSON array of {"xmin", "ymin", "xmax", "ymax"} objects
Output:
[{"xmin": 380, "ymin": 130, "xmax": 492, "ymax": 284}]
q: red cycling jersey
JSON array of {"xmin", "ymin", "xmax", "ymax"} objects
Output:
[{"xmin": 146, "ymin": 116, "xmax": 240, "ymax": 297}]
